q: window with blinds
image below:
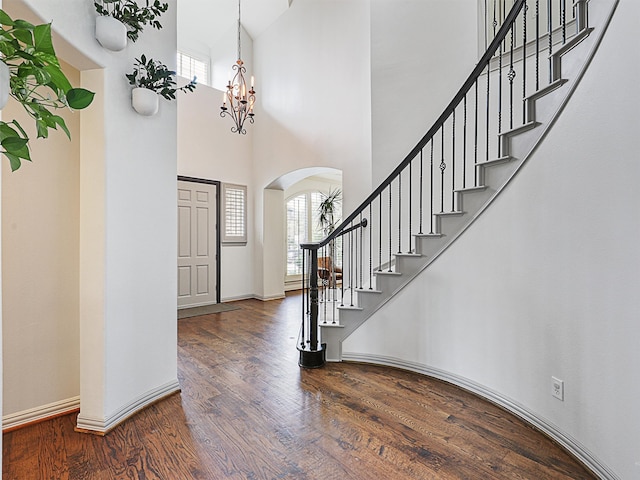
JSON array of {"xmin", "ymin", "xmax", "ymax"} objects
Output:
[
  {"xmin": 286, "ymin": 191, "xmax": 342, "ymax": 277},
  {"xmin": 177, "ymin": 51, "xmax": 209, "ymax": 86},
  {"xmin": 222, "ymin": 183, "xmax": 247, "ymax": 244},
  {"xmin": 286, "ymin": 194, "xmax": 308, "ymax": 276}
]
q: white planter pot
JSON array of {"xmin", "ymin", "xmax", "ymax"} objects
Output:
[
  {"xmin": 0, "ymin": 60, "xmax": 9, "ymax": 110},
  {"xmin": 132, "ymin": 88, "xmax": 159, "ymax": 116},
  {"xmin": 95, "ymin": 16, "xmax": 127, "ymax": 52}
]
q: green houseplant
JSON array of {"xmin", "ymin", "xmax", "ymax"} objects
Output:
[
  {"xmin": 317, "ymin": 188, "xmax": 342, "ymax": 236},
  {"xmin": 0, "ymin": 9, "xmax": 95, "ymax": 171},
  {"xmin": 94, "ymin": 0, "xmax": 168, "ymax": 45},
  {"xmin": 317, "ymin": 188, "xmax": 342, "ymax": 288},
  {"xmin": 126, "ymin": 55, "xmax": 196, "ymax": 115}
]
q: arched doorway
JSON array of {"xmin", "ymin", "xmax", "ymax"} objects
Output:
[{"xmin": 262, "ymin": 167, "xmax": 342, "ymax": 297}]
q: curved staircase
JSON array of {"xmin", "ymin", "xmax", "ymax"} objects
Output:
[{"xmin": 299, "ymin": 0, "xmax": 619, "ymax": 363}]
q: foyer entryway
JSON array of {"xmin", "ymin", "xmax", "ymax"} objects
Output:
[{"xmin": 177, "ymin": 178, "xmax": 219, "ymax": 308}]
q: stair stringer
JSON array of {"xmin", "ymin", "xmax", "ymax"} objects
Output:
[{"xmin": 322, "ymin": 0, "xmax": 620, "ymax": 363}]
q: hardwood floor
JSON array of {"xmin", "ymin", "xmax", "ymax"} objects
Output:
[{"xmin": 3, "ymin": 293, "xmax": 596, "ymax": 479}]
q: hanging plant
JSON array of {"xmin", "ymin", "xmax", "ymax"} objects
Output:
[
  {"xmin": 94, "ymin": 0, "xmax": 168, "ymax": 43},
  {"xmin": 0, "ymin": 9, "xmax": 95, "ymax": 171},
  {"xmin": 126, "ymin": 55, "xmax": 196, "ymax": 114}
]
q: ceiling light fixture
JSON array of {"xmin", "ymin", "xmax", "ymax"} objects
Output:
[{"xmin": 220, "ymin": 0, "xmax": 255, "ymax": 134}]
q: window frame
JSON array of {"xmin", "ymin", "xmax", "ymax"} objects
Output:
[
  {"xmin": 222, "ymin": 183, "xmax": 247, "ymax": 245},
  {"xmin": 177, "ymin": 50, "xmax": 210, "ymax": 86},
  {"xmin": 285, "ymin": 190, "xmax": 342, "ymax": 281}
]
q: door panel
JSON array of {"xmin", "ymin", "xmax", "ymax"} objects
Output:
[{"xmin": 177, "ymin": 180, "xmax": 217, "ymax": 307}]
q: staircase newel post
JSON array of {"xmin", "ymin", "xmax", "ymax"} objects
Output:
[
  {"xmin": 298, "ymin": 243, "xmax": 326, "ymax": 368},
  {"xmin": 309, "ymin": 246, "xmax": 319, "ymax": 351}
]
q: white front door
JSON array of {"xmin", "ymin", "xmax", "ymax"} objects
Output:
[{"xmin": 177, "ymin": 180, "xmax": 217, "ymax": 308}]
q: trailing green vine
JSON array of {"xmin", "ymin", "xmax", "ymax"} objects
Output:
[{"xmin": 0, "ymin": 9, "xmax": 95, "ymax": 171}]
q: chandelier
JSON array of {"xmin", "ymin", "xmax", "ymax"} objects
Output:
[{"xmin": 220, "ymin": 0, "xmax": 256, "ymax": 134}]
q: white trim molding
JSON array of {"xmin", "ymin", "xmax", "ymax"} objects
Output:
[
  {"xmin": 3, "ymin": 396, "xmax": 80, "ymax": 431},
  {"xmin": 76, "ymin": 380, "xmax": 180, "ymax": 435},
  {"xmin": 341, "ymin": 352, "xmax": 620, "ymax": 480}
]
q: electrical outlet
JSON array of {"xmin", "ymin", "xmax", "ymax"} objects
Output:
[{"xmin": 552, "ymin": 377, "xmax": 564, "ymax": 401}]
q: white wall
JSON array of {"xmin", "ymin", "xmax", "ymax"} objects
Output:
[
  {"xmin": 177, "ymin": 84, "xmax": 254, "ymax": 301},
  {"xmin": 2, "ymin": 60, "xmax": 81, "ymax": 417},
  {"xmin": 252, "ymin": 0, "xmax": 372, "ymax": 299},
  {"xmin": 370, "ymin": 0, "xmax": 478, "ymax": 184},
  {"xmin": 345, "ymin": 1, "xmax": 640, "ymax": 478},
  {"xmin": 13, "ymin": 0, "xmax": 180, "ymax": 431}
]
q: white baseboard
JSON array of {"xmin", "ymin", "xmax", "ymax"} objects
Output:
[
  {"xmin": 3, "ymin": 396, "xmax": 80, "ymax": 431},
  {"xmin": 220, "ymin": 294, "xmax": 255, "ymax": 302},
  {"xmin": 220, "ymin": 293, "xmax": 288, "ymax": 302},
  {"xmin": 256, "ymin": 293, "xmax": 286, "ymax": 301},
  {"xmin": 76, "ymin": 379, "xmax": 180, "ymax": 434},
  {"xmin": 341, "ymin": 352, "xmax": 620, "ymax": 480}
]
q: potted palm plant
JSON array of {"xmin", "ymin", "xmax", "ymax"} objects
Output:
[
  {"xmin": 94, "ymin": 0, "xmax": 168, "ymax": 51},
  {"xmin": 0, "ymin": 9, "xmax": 95, "ymax": 171},
  {"xmin": 126, "ymin": 55, "xmax": 196, "ymax": 116},
  {"xmin": 317, "ymin": 188, "xmax": 342, "ymax": 288}
]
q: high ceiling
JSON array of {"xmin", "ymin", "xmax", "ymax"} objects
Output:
[{"xmin": 178, "ymin": 0, "xmax": 291, "ymax": 47}]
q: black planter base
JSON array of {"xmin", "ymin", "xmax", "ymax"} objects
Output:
[{"xmin": 298, "ymin": 343, "xmax": 326, "ymax": 368}]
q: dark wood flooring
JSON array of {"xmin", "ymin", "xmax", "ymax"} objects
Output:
[{"xmin": 3, "ymin": 293, "xmax": 596, "ymax": 479}]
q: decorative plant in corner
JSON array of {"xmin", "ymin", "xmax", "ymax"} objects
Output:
[
  {"xmin": 126, "ymin": 55, "xmax": 196, "ymax": 116},
  {"xmin": 318, "ymin": 188, "xmax": 342, "ymax": 236},
  {"xmin": 0, "ymin": 9, "xmax": 95, "ymax": 171},
  {"xmin": 94, "ymin": 0, "xmax": 168, "ymax": 49},
  {"xmin": 317, "ymin": 188, "xmax": 342, "ymax": 288}
]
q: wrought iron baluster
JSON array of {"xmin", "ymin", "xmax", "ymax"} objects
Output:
[
  {"xmin": 485, "ymin": 0, "xmax": 489, "ymax": 47},
  {"xmin": 498, "ymin": 31, "xmax": 503, "ymax": 157},
  {"xmin": 451, "ymin": 109, "xmax": 456, "ymax": 212},
  {"xmin": 486, "ymin": 63, "xmax": 490, "ymax": 163},
  {"xmin": 388, "ymin": 184, "xmax": 392, "ymax": 271},
  {"xmin": 523, "ymin": 0, "xmax": 528, "ymax": 124},
  {"xmin": 474, "ymin": 79, "xmax": 479, "ymax": 186},
  {"xmin": 547, "ymin": 0, "xmax": 552, "ymax": 84},
  {"xmin": 378, "ymin": 193, "xmax": 382, "ymax": 272},
  {"xmin": 359, "ymin": 213, "xmax": 363, "ymax": 289},
  {"xmin": 349, "ymin": 229, "xmax": 354, "ymax": 306},
  {"xmin": 536, "ymin": 0, "xmax": 540, "ymax": 90},
  {"xmin": 502, "ymin": 0, "xmax": 507, "ymax": 51},
  {"xmin": 321, "ymin": 243, "xmax": 327, "ymax": 324},
  {"xmin": 369, "ymin": 203, "xmax": 373, "ymax": 289},
  {"xmin": 561, "ymin": 0, "xmax": 566, "ymax": 44},
  {"xmin": 493, "ymin": 0, "xmax": 498, "ymax": 40},
  {"xmin": 408, "ymin": 161, "xmax": 413, "ymax": 251},
  {"xmin": 419, "ymin": 149, "xmax": 424, "ymax": 234},
  {"xmin": 440, "ymin": 127, "xmax": 446, "ymax": 214},
  {"xmin": 463, "ymin": 94, "xmax": 467, "ymax": 189},
  {"xmin": 508, "ymin": 22, "xmax": 515, "ymax": 130},
  {"xmin": 398, "ymin": 172, "xmax": 402, "ymax": 253},
  {"xmin": 350, "ymin": 223, "xmax": 359, "ymax": 292},
  {"xmin": 340, "ymin": 234, "xmax": 345, "ymax": 306},
  {"xmin": 430, "ymin": 140, "xmax": 435, "ymax": 234},
  {"xmin": 352, "ymin": 224, "xmax": 357, "ymax": 296}
]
